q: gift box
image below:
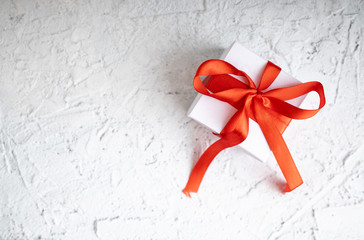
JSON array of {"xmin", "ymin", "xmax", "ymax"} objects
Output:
[
  {"xmin": 183, "ymin": 42, "xmax": 325, "ymax": 196},
  {"xmin": 187, "ymin": 42, "xmax": 306, "ymax": 162}
]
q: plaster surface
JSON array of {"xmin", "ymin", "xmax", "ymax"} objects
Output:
[{"xmin": 0, "ymin": 0, "xmax": 363, "ymax": 239}]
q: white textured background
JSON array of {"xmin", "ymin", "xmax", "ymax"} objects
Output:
[{"xmin": 0, "ymin": 0, "xmax": 363, "ymax": 239}]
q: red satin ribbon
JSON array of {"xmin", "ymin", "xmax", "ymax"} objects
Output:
[{"xmin": 183, "ymin": 59, "xmax": 325, "ymax": 197}]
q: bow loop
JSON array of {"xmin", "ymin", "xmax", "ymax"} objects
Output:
[
  {"xmin": 212, "ymin": 88, "xmax": 257, "ymax": 108},
  {"xmin": 257, "ymin": 61, "xmax": 281, "ymax": 91},
  {"xmin": 263, "ymin": 81, "xmax": 325, "ymax": 102}
]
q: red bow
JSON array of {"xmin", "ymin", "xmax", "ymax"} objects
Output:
[{"xmin": 183, "ymin": 59, "xmax": 326, "ymax": 197}]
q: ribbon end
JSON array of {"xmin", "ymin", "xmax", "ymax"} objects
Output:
[
  {"xmin": 182, "ymin": 188, "xmax": 192, "ymax": 198},
  {"xmin": 283, "ymin": 185, "xmax": 292, "ymax": 193},
  {"xmin": 283, "ymin": 181, "xmax": 303, "ymax": 193}
]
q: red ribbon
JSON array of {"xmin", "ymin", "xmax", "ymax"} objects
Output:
[{"xmin": 183, "ymin": 59, "xmax": 325, "ymax": 197}]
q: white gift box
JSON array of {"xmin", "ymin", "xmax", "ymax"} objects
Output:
[{"xmin": 187, "ymin": 42, "xmax": 306, "ymax": 162}]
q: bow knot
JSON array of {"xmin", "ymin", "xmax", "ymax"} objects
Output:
[{"xmin": 183, "ymin": 59, "xmax": 325, "ymax": 197}]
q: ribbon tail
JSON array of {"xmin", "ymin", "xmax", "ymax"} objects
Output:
[
  {"xmin": 254, "ymin": 98, "xmax": 303, "ymax": 192},
  {"xmin": 183, "ymin": 133, "xmax": 244, "ymax": 197}
]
